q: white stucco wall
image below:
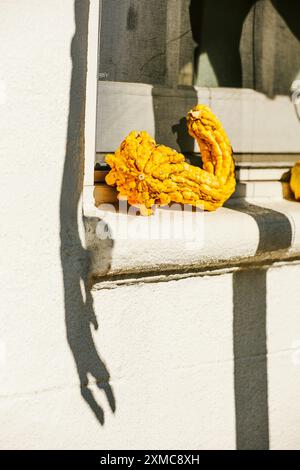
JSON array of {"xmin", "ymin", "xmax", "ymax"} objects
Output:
[{"xmin": 1, "ymin": 0, "xmax": 300, "ymax": 450}]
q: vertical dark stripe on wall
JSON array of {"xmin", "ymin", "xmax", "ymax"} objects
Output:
[
  {"xmin": 233, "ymin": 269, "xmax": 269, "ymax": 450},
  {"xmin": 231, "ymin": 201, "xmax": 293, "ymax": 449}
]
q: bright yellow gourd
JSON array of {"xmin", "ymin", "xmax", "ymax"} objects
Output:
[
  {"xmin": 105, "ymin": 104, "xmax": 236, "ymax": 215},
  {"xmin": 290, "ymin": 162, "xmax": 300, "ymax": 201}
]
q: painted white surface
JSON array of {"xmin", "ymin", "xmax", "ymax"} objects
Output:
[
  {"xmin": 267, "ymin": 264, "xmax": 300, "ymax": 450},
  {"xmin": 86, "ymin": 198, "xmax": 300, "ymax": 278},
  {"xmin": 2, "ymin": 260, "xmax": 300, "ymax": 449},
  {"xmin": 1, "ymin": 0, "xmax": 300, "ymax": 451},
  {"xmin": 84, "ymin": 0, "xmax": 100, "ymax": 186},
  {"xmin": 96, "ymin": 82, "xmax": 300, "ymax": 153}
]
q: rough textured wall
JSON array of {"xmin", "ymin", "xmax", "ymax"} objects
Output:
[
  {"xmin": 1, "ymin": 0, "xmax": 300, "ymax": 451},
  {"xmin": 0, "ymin": 0, "xmax": 89, "ymax": 448}
]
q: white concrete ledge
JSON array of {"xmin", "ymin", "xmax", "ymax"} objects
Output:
[{"xmin": 84, "ymin": 196, "xmax": 300, "ymax": 280}]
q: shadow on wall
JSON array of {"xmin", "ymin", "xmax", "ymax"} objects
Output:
[
  {"xmin": 152, "ymin": 86, "xmax": 198, "ymax": 155},
  {"xmin": 59, "ymin": 0, "xmax": 115, "ymax": 425},
  {"xmin": 153, "ymin": 88, "xmax": 231, "ymax": 167},
  {"xmin": 230, "ymin": 200, "xmax": 293, "ymax": 449}
]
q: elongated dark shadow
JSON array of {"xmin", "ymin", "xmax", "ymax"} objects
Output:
[
  {"xmin": 233, "ymin": 268, "xmax": 269, "ymax": 450},
  {"xmin": 231, "ymin": 201, "xmax": 292, "ymax": 449},
  {"xmin": 59, "ymin": 0, "xmax": 115, "ymax": 425}
]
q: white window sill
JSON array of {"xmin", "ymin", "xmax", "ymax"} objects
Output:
[{"xmin": 83, "ymin": 184, "xmax": 300, "ymax": 282}]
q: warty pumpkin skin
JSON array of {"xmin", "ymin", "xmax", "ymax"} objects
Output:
[
  {"xmin": 105, "ymin": 104, "xmax": 236, "ymax": 215},
  {"xmin": 290, "ymin": 162, "xmax": 300, "ymax": 201}
]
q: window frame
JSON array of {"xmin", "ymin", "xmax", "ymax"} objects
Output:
[{"xmin": 84, "ymin": 0, "xmax": 102, "ymax": 188}]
